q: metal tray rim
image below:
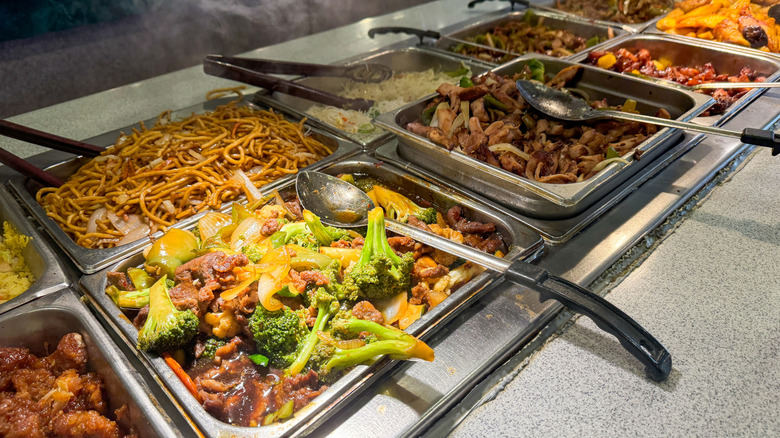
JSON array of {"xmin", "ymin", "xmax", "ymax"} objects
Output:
[
  {"xmin": 0, "ymin": 185, "xmax": 70, "ymax": 315},
  {"xmin": 373, "ymin": 54, "xmax": 714, "ymax": 208},
  {"xmin": 78, "ymin": 155, "xmax": 543, "ymax": 438},
  {"xmin": 532, "ymin": 0, "xmax": 667, "ymax": 33},
  {"xmin": 568, "ymin": 33, "xmax": 780, "ymax": 128},
  {"xmin": 432, "ymin": 7, "xmax": 631, "ymax": 65},
  {"xmin": 644, "ymin": 18, "xmax": 780, "ymax": 61},
  {"xmin": 7, "ymin": 98, "xmax": 361, "ymax": 275},
  {"xmin": 253, "ymin": 47, "xmax": 492, "ymax": 149},
  {"xmin": 0, "ymin": 287, "xmax": 186, "ymax": 437}
]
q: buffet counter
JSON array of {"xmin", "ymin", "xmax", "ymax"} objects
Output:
[{"xmin": 1, "ymin": 0, "xmax": 778, "ymax": 436}]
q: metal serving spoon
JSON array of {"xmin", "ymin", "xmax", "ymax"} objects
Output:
[
  {"xmin": 687, "ymin": 81, "xmax": 780, "ymax": 90},
  {"xmin": 516, "ymin": 80, "xmax": 780, "ymax": 155},
  {"xmin": 296, "ymin": 171, "xmax": 672, "ymax": 382}
]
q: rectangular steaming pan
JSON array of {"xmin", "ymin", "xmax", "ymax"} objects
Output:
[
  {"xmin": 374, "ymin": 55, "xmax": 713, "ymax": 219},
  {"xmin": 78, "ymin": 154, "xmax": 544, "ymax": 438},
  {"xmin": 8, "ymin": 97, "xmax": 360, "ymax": 274}
]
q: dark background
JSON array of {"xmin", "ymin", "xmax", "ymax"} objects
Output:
[{"xmin": 0, "ymin": 0, "xmax": 431, "ymax": 118}]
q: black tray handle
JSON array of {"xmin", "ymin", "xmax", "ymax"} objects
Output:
[
  {"xmin": 368, "ymin": 27, "xmax": 441, "ymax": 45},
  {"xmin": 741, "ymin": 128, "xmax": 780, "ymax": 156},
  {"xmin": 506, "ymin": 260, "xmax": 672, "ymax": 382}
]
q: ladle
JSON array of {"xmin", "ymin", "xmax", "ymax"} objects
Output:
[
  {"xmin": 296, "ymin": 171, "xmax": 672, "ymax": 382},
  {"xmin": 516, "ymin": 80, "xmax": 780, "ymax": 155}
]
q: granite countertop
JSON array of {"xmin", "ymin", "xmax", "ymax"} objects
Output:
[
  {"xmin": 452, "ymin": 147, "xmax": 780, "ymax": 437},
  {"xmin": 2, "ymin": 1, "xmax": 778, "ymax": 436}
]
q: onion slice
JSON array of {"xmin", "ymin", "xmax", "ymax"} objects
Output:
[
  {"xmin": 198, "ymin": 212, "xmax": 232, "ymax": 241},
  {"xmin": 488, "ymin": 143, "xmax": 531, "ymax": 162},
  {"xmin": 116, "ymin": 224, "xmax": 151, "ymax": 246},
  {"xmin": 230, "ymin": 217, "xmax": 266, "ymax": 251},
  {"xmin": 591, "ymin": 156, "xmax": 630, "ymax": 173},
  {"xmin": 86, "ymin": 208, "xmax": 107, "ymax": 235},
  {"xmin": 232, "ymin": 169, "xmax": 263, "ymax": 203},
  {"xmin": 373, "ymin": 291, "xmax": 409, "ymax": 325}
]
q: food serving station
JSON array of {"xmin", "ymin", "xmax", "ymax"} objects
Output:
[{"xmin": 0, "ymin": 0, "xmax": 778, "ymax": 436}]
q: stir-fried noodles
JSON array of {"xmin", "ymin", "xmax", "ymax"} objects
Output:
[{"xmin": 37, "ymin": 88, "xmax": 333, "ymax": 249}]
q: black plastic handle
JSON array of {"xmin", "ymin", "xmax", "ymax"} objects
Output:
[
  {"xmin": 203, "ymin": 57, "xmax": 374, "ymax": 111},
  {"xmin": 467, "ymin": 0, "xmax": 529, "ymax": 10},
  {"xmin": 505, "ymin": 260, "xmax": 672, "ymax": 382},
  {"xmin": 368, "ymin": 27, "xmax": 441, "ymax": 45},
  {"xmin": 741, "ymin": 128, "xmax": 780, "ymax": 156}
]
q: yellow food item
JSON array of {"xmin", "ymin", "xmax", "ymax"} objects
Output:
[
  {"xmin": 657, "ymin": 0, "xmax": 780, "ymax": 52},
  {"xmin": 597, "ymin": 53, "xmax": 618, "ymax": 69},
  {"xmin": 0, "ymin": 222, "xmax": 34, "ymax": 303}
]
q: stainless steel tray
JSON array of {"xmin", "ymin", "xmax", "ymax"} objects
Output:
[
  {"xmin": 428, "ymin": 8, "xmax": 627, "ymax": 65},
  {"xmin": 0, "ymin": 185, "xmax": 69, "ymax": 314},
  {"xmin": 253, "ymin": 47, "xmax": 490, "ymax": 149},
  {"xmin": 373, "ymin": 55, "xmax": 713, "ymax": 219},
  {"xmin": 0, "ymin": 287, "xmax": 188, "ymax": 437},
  {"xmin": 537, "ymin": 0, "xmax": 669, "ymax": 33},
  {"xmin": 78, "ymin": 153, "xmax": 544, "ymax": 438},
  {"xmin": 571, "ymin": 34, "xmax": 780, "ymax": 127},
  {"xmin": 644, "ymin": 13, "xmax": 780, "ymax": 59},
  {"xmin": 7, "ymin": 97, "xmax": 360, "ymax": 275},
  {"xmin": 375, "ymin": 132, "xmax": 705, "ymax": 244}
]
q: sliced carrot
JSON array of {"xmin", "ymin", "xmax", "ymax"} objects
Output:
[
  {"xmin": 163, "ymin": 352, "xmax": 201, "ymax": 403},
  {"xmin": 398, "ymin": 303, "xmax": 425, "ymax": 330}
]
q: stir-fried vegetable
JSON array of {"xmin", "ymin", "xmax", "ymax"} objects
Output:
[{"xmin": 108, "ymin": 183, "xmax": 503, "ymax": 427}]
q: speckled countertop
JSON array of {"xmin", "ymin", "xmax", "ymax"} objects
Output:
[
  {"xmin": 451, "ymin": 147, "xmax": 780, "ymax": 437},
  {"xmin": 2, "ymin": 1, "xmax": 778, "ymax": 437}
]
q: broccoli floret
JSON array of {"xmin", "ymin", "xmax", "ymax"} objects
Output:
[
  {"xmin": 312, "ymin": 318, "xmax": 434, "ymax": 381},
  {"xmin": 372, "ymin": 186, "xmax": 438, "ymax": 225},
  {"xmin": 345, "ymin": 207, "xmax": 414, "ymax": 301},
  {"xmin": 201, "ymin": 338, "xmax": 227, "ymax": 359},
  {"xmin": 241, "ymin": 244, "xmax": 267, "ymax": 263},
  {"xmin": 302, "ymin": 210, "xmax": 351, "ymax": 246},
  {"xmin": 268, "ymin": 221, "xmax": 321, "ymax": 250},
  {"xmin": 269, "ymin": 222, "xmax": 309, "ymax": 247},
  {"xmin": 312, "ymin": 260, "xmax": 355, "ymax": 302},
  {"xmin": 248, "ymin": 306, "xmax": 309, "ymax": 369},
  {"xmin": 106, "ymin": 285, "xmax": 150, "ymax": 309},
  {"xmin": 286, "ymin": 288, "xmax": 339, "ymax": 376},
  {"xmin": 288, "ymin": 233, "xmax": 319, "ymax": 250},
  {"xmin": 137, "ymin": 277, "xmax": 199, "ymax": 353}
]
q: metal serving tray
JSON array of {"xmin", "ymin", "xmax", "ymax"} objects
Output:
[
  {"xmin": 571, "ymin": 34, "xmax": 780, "ymax": 127},
  {"xmin": 645, "ymin": 12, "xmax": 780, "ymax": 58},
  {"xmin": 537, "ymin": 0, "xmax": 669, "ymax": 33},
  {"xmin": 0, "ymin": 288, "xmax": 187, "ymax": 437},
  {"xmin": 376, "ymin": 131, "xmax": 705, "ymax": 244},
  {"xmin": 428, "ymin": 8, "xmax": 627, "ymax": 65},
  {"xmin": 79, "ymin": 154, "xmax": 544, "ymax": 438},
  {"xmin": 374, "ymin": 55, "xmax": 713, "ymax": 219},
  {"xmin": 7, "ymin": 97, "xmax": 360, "ymax": 275},
  {"xmin": 0, "ymin": 185, "xmax": 69, "ymax": 314},
  {"xmin": 253, "ymin": 47, "xmax": 490, "ymax": 149}
]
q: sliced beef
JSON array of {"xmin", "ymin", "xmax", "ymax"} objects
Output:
[
  {"xmin": 388, "ymin": 236, "xmax": 416, "ymax": 255},
  {"xmin": 351, "ymin": 301, "xmax": 385, "ymax": 325},
  {"xmin": 445, "ymin": 206, "xmax": 496, "ymax": 235},
  {"xmin": 285, "ymin": 199, "xmax": 303, "ymax": 220},
  {"xmin": 171, "ymin": 251, "xmax": 249, "ymax": 317},
  {"xmin": 106, "ymin": 272, "xmax": 134, "ymax": 291},
  {"xmin": 271, "ymin": 369, "xmax": 327, "ymax": 412},
  {"xmin": 260, "ymin": 218, "xmax": 281, "ymax": 236}
]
